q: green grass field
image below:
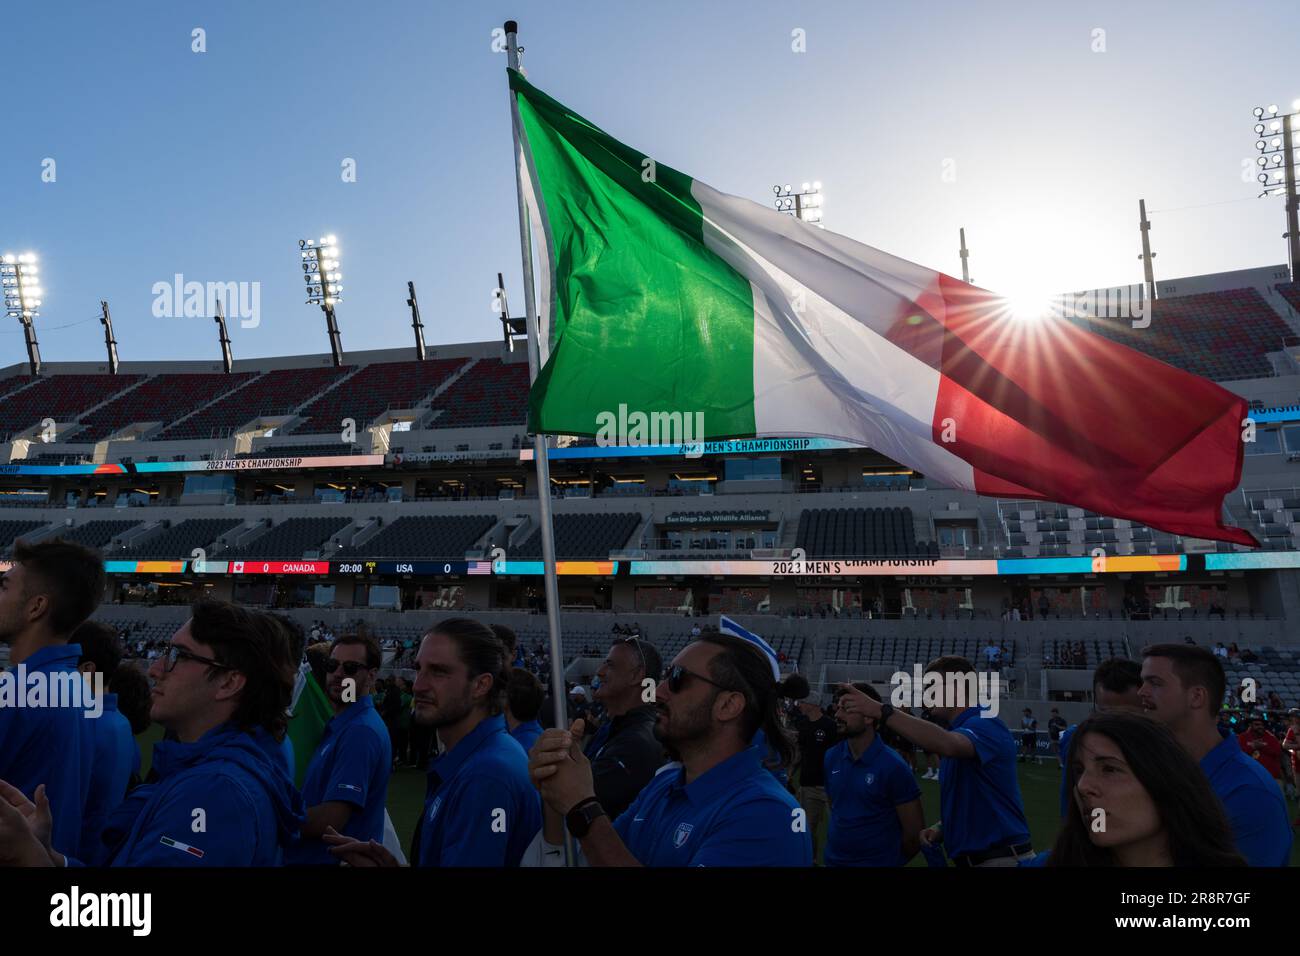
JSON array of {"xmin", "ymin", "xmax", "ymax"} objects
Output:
[{"xmin": 138, "ymin": 727, "xmax": 1299, "ymax": 865}]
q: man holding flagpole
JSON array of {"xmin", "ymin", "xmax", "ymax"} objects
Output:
[{"xmin": 522, "ymin": 627, "xmax": 812, "ymax": 866}]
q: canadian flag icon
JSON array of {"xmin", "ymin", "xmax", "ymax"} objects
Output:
[{"xmin": 232, "ymin": 561, "xmax": 245, "ymax": 574}]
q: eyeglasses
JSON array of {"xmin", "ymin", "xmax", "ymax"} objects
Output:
[
  {"xmin": 665, "ymin": 664, "xmax": 731, "ymax": 695},
  {"xmin": 325, "ymin": 658, "xmax": 372, "ymax": 677},
  {"xmin": 163, "ymin": 644, "xmax": 232, "ymax": 674}
]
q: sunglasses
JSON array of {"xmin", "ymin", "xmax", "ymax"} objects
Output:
[
  {"xmin": 665, "ymin": 664, "xmax": 731, "ymax": 695},
  {"xmin": 163, "ymin": 644, "xmax": 232, "ymax": 674},
  {"xmin": 325, "ymin": 658, "xmax": 372, "ymax": 677}
]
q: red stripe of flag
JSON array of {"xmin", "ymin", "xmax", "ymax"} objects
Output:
[{"xmin": 926, "ymin": 275, "xmax": 1256, "ymax": 546}]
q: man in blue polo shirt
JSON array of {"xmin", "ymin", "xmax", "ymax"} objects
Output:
[
  {"xmin": 73, "ymin": 620, "xmax": 137, "ymax": 865},
  {"xmin": 0, "ymin": 539, "xmax": 104, "ymax": 853},
  {"xmin": 1057, "ymin": 658, "xmax": 1142, "ymax": 818},
  {"xmin": 284, "ymin": 631, "xmax": 390, "ymax": 865},
  {"xmin": 836, "ymin": 656, "xmax": 1032, "ymax": 866},
  {"xmin": 1139, "ymin": 643, "xmax": 1292, "ymax": 866},
  {"xmin": 521, "ymin": 628, "xmax": 812, "ymax": 866},
  {"xmin": 326, "ymin": 618, "xmax": 540, "ymax": 867},
  {"xmin": 823, "ymin": 682, "xmax": 923, "ymax": 866}
]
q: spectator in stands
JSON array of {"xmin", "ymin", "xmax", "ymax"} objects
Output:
[
  {"xmin": 327, "ymin": 618, "xmax": 540, "ymax": 867},
  {"xmin": 1, "ymin": 600, "xmax": 305, "ymax": 866},
  {"xmin": 1268, "ymin": 691, "xmax": 1286, "ymax": 710},
  {"xmin": 284, "ymin": 631, "xmax": 391, "ymax": 866},
  {"xmin": 1209, "ymin": 602, "xmax": 1227, "ymax": 621},
  {"xmin": 1283, "ymin": 711, "xmax": 1300, "ymax": 816},
  {"xmin": 823, "ymin": 682, "xmax": 923, "ymax": 867},
  {"xmin": 0, "ymin": 538, "xmax": 105, "ymax": 854},
  {"xmin": 1237, "ymin": 716, "xmax": 1285, "ymax": 796},
  {"xmin": 983, "ymin": 640, "xmax": 1001, "ymax": 668},
  {"xmin": 1043, "ymin": 711, "xmax": 1244, "ymax": 867},
  {"xmin": 568, "ymin": 685, "xmax": 594, "ymax": 726},
  {"xmin": 1019, "ymin": 709, "xmax": 1039, "ymax": 762},
  {"xmin": 506, "ymin": 668, "xmax": 546, "ymax": 755},
  {"xmin": 790, "ymin": 692, "xmax": 840, "ymax": 862},
  {"xmin": 836, "ymin": 657, "xmax": 1033, "ymax": 866},
  {"xmin": 1240, "ymin": 646, "xmax": 1258, "ymax": 664},
  {"xmin": 583, "ymin": 637, "xmax": 667, "ymax": 821},
  {"xmin": 1227, "ymin": 642, "xmax": 1240, "ymax": 660},
  {"xmin": 1037, "ymin": 592, "xmax": 1051, "ymax": 620},
  {"xmin": 1139, "ymin": 643, "xmax": 1292, "ymax": 866},
  {"xmin": 522, "ymin": 630, "xmax": 811, "ymax": 866},
  {"xmin": 73, "ymin": 621, "xmax": 136, "ymax": 865},
  {"xmin": 1214, "ymin": 642, "xmax": 1228, "ymax": 659}
]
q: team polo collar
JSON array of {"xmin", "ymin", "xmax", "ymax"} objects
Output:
[
  {"xmin": 326, "ymin": 694, "xmax": 376, "ymax": 734},
  {"xmin": 675, "ymin": 745, "xmax": 764, "ymax": 807},
  {"xmin": 843, "ymin": 733, "xmax": 883, "ymax": 766},
  {"xmin": 430, "ymin": 713, "xmax": 507, "ymax": 784}
]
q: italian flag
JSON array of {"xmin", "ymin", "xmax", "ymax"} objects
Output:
[{"xmin": 511, "ymin": 70, "xmax": 1255, "ymax": 546}]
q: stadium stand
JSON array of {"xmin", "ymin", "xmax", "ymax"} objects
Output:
[
  {"xmin": 223, "ymin": 516, "xmax": 350, "ymax": 558},
  {"xmin": 795, "ymin": 507, "xmax": 936, "ymax": 559},
  {"xmin": 425, "ymin": 359, "xmax": 530, "ymax": 428},
  {"xmin": 333, "ymin": 515, "xmax": 495, "ymax": 559},
  {"xmin": 0, "ymin": 519, "xmax": 47, "ymax": 553},
  {"xmin": 157, "ymin": 366, "xmax": 354, "ymax": 440},
  {"xmin": 56, "ymin": 520, "xmax": 142, "ymax": 550},
  {"xmin": 289, "ymin": 358, "xmax": 467, "ymax": 434},
  {"xmin": 73, "ymin": 372, "xmax": 258, "ymax": 442},
  {"xmin": 1275, "ymin": 281, "xmax": 1300, "ymax": 316},
  {"xmin": 241, "ymin": 443, "xmax": 362, "ymax": 459},
  {"xmin": 123, "ymin": 517, "xmax": 242, "ymax": 559},
  {"xmin": 0, "ymin": 373, "xmax": 144, "ymax": 441},
  {"xmin": 1077, "ymin": 287, "xmax": 1291, "ymax": 381},
  {"xmin": 510, "ymin": 512, "xmax": 642, "ymax": 559}
]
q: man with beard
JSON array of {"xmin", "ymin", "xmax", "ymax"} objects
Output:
[
  {"xmin": 583, "ymin": 636, "xmax": 666, "ymax": 821},
  {"xmin": 823, "ymin": 682, "xmax": 923, "ymax": 866},
  {"xmin": 523, "ymin": 631, "xmax": 811, "ymax": 866},
  {"xmin": 283, "ymin": 631, "xmax": 391, "ymax": 865},
  {"xmin": 325, "ymin": 618, "xmax": 540, "ymax": 867}
]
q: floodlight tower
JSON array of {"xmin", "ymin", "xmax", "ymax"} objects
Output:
[
  {"xmin": 299, "ymin": 235, "xmax": 344, "ymax": 366},
  {"xmin": 1, "ymin": 252, "xmax": 43, "ymax": 375},
  {"xmin": 772, "ymin": 181, "xmax": 825, "ymax": 227},
  {"xmin": 1251, "ymin": 101, "xmax": 1300, "ymax": 279}
]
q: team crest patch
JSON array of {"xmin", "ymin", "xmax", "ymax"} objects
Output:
[
  {"xmin": 865, "ymin": 772, "xmax": 876, "ymax": 786},
  {"xmin": 673, "ymin": 823, "xmax": 694, "ymax": 848}
]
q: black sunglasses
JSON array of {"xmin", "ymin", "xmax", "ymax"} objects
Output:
[
  {"xmin": 666, "ymin": 664, "xmax": 731, "ymax": 695},
  {"xmin": 325, "ymin": 658, "xmax": 372, "ymax": 677},
  {"xmin": 163, "ymin": 644, "xmax": 232, "ymax": 674}
]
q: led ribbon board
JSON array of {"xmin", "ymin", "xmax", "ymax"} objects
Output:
[{"xmin": 0, "ymin": 454, "xmax": 385, "ymax": 476}]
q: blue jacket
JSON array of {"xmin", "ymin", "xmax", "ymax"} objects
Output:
[
  {"xmin": 97, "ymin": 723, "xmax": 305, "ymax": 866},
  {"xmin": 79, "ymin": 693, "xmax": 137, "ymax": 864},
  {"xmin": 0, "ymin": 644, "xmax": 95, "ymax": 852}
]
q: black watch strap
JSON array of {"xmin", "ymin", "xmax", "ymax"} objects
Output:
[
  {"xmin": 565, "ymin": 797, "xmax": 606, "ymax": 838},
  {"xmin": 878, "ymin": 703, "xmax": 896, "ymax": 726}
]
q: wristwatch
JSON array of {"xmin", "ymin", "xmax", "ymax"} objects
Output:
[
  {"xmin": 566, "ymin": 797, "xmax": 606, "ymax": 838},
  {"xmin": 878, "ymin": 703, "xmax": 896, "ymax": 726}
]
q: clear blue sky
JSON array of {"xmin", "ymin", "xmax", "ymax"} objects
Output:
[{"xmin": 3, "ymin": 0, "xmax": 1299, "ymax": 364}]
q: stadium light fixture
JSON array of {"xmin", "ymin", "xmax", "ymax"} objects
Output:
[
  {"xmin": 298, "ymin": 234, "xmax": 344, "ymax": 366},
  {"xmin": 771, "ymin": 180, "xmax": 825, "ymax": 228},
  {"xmin": 1249, "ymin": 100, "xmax": 1300, "ymax": 280},
  {"xmin": 1, "ymin": 250, "xmax": 43, "ymax": 374}
]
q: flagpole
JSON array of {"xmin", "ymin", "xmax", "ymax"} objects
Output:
[{"xmin": 504, "ymin": 20, "xmax": 573, "ymax": 861}]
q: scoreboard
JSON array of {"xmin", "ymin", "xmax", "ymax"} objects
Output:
[{"xmin": 333, "ymin": 560, "xmax": 494, "ymax": 576}]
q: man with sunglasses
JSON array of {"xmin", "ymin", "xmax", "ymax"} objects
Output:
[
  {"xmin": 0, "ymin": 601, "xmax": 305, "ymax": 867},
  {"xmin": 525, "ymin": 631, "xmax": 812, "ymax": 866},
  {"xmin": 284, "ymin": 632, "xmax": 391, "ymax": 865},
  {"xmin": 583, "ymin": 637, "xmax": 666, "ymax": 821}
]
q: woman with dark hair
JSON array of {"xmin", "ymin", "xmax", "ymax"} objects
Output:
[{"xmin": 1044, "ymin": 711, "xmax": 1245, "ymax": 866}]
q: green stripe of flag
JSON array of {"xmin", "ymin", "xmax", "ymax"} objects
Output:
[{"xmin": 510, "ymin": 69, "xmax": 757, "ymax": 439}]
